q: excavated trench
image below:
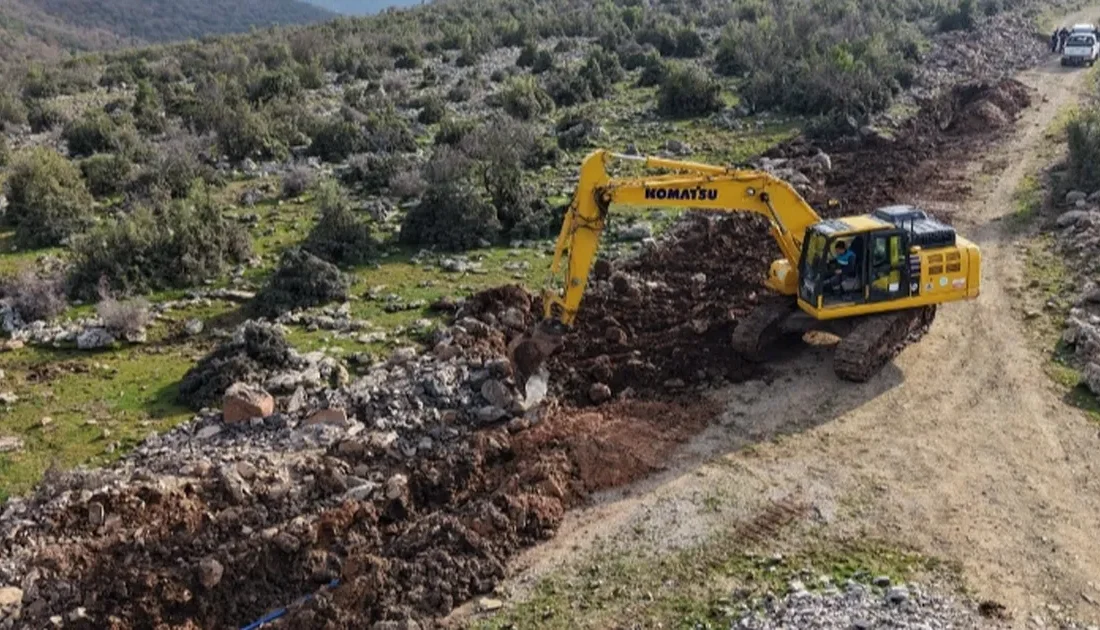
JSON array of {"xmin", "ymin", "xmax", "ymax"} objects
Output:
[{"xmin": 2, "ymin": 79, "xmax": 1030, "ymax": 630}]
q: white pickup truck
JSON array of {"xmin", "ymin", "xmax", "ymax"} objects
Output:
[{"xmin": 1063, "ymin": 30, "xmax": 1100, "ymax": 66}]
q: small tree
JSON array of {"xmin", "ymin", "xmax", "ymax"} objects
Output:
[
  {"xmin": 303, "ymin": 180, "xmax": 379, "ymax": 266},
  {"xmin": 4, "ymin": 148, "xmax": 93, "ymax": 248},
  {"xmin": 81, "ymin": 153, "xmax": 132, "ymax": 197},
  {"xmin": 253, "ymin": 248, "xmax": 349, "ymax": 317},
  {"xmin": 501, "ymin": 76, "xmax": 554, "ymax": 120},
  {"xmin": 417, "ymin": 95, "xmax": 447, "ymax": 125}
]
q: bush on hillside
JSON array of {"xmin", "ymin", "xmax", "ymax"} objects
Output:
[
  {"xmin": 0, "ymin": 137, "xmax": 8, "ymax": 168},
  {"xmin": 81, "ymin": 154, "xmax": 132, "ymax": 197},
  {"xmin": 672, "ymin": 28, "xmax": 706, "ymax": 58},
  {"xmin": 637, "ymin": 54, "xmax": 669, "ymax": 87},
  {"xmin": 249, "ymin": 68, "xmax": 302, "ymax": 104},
  {"xmin": 532, "ymin": 49, "xmax": 555, "ymax": 74},
  {"xmin": 0, "ymin": 93, "xmax": 27, "ymax": 129},
  {"xmin": 400, "ymin": 147, "xmax": 499, "ymax": 250},
  {"xmin": 3, "ymin": 148, "xmax": 94, "ymax": 248},
  {"xmin": 3, "ymin": 270, "xmax": 67, "ymax": 323},
  {"xmin": 129, "ymin": 134, "xmax": 217, "ymax": 200},
  {"xmin": 97, "ymin": 295, "xmax": 152, "ymax": 339},
  {"xmin": 501, "ymin": 76, "xmax": 554, "ymax": 120},
  {"xmin": 435, "ymin": 117, "xmax": 476, "ymax": 147},
  {"xmin": 1067, "ymin": 108, "xmax": 1100, "ymax": 194},
  {"xmin": 544, "ymin": 69, "xmax": 593, "ymax": 107},
  {"xmin": 516, "ymin": 42, "xmax": 538, "ymax": 68},
  {"xmin": 939, "ymin": 0, "xmax": 976, "ymax": 32},
  {"xmin": 579, "ymin": 49, "xmax": 624, "ymax": 99},
  {"xmin": 417, "ymin": 95, "xmax": 447, "ymax": 124},
  {"xmin": 342, "ymin": 152, "xmax": 411, "ymax": 194},
  {"xmin": 62, "ymin": 110, "xmax": 138, "ymax": 158},
  {"xmin": 252, "ymin": 248, "xmax": 349, "ymax": 317},
  {"xmin": 216, "ymin": 105, "xmax": 287, "ymax": 162},
  {"xmin": 67, "ymin": 187, "xmax": 251, "ymax": 300},
  {"xmin": 657, "ymin": 64, "xmax": 723, "ymax": 118},
  {"xmin": 303, "ymin": 180, "xmax": 379, "ymax": 267},
  {"xmin": 282, "ymin": 165, "xmax": 315, "ymax": 198},
  {"xmin": 27, "ymin": 101, "xmax": 67, "ymax": 133}
]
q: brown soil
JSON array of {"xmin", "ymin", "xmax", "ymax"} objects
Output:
[{"xmin": 12, "ymin": 78, "xmax": 1037, "ymax": 630}]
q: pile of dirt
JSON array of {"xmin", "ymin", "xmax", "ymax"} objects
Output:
[
  {"xmin": 799, "ymin": 78, "xmax": 1033, "ymax": 216},
  {"xmin": 2, "ymin": 396, "xmax": 713, "ymax": 629}
]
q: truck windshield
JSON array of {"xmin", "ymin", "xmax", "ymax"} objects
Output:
[{"xmin": 1068, "ymin": 35, "xmax": 1095, "ymax": 46}]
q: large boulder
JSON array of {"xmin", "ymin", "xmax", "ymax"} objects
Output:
[
  {"xmin": 222, "ymin": 382, "xmax": 274, "ymax": 423},
  {"xmin": 76, "ymin": 327, "xmax": 115, "ymax": 350}
]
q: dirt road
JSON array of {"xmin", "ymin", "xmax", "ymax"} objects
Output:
[{"xmin": 503, "ymin": 17, "xmax": 1100, "ymax": 628}]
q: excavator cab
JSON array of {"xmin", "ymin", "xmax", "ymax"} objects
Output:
[{"xmin": 798, "ymin": 218, "xmax": 926, "ymax": 316}]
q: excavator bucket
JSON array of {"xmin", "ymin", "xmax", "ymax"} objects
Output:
[{"xmin": 507, "ymin": 319, "xmax": 566, "ymax": 388}]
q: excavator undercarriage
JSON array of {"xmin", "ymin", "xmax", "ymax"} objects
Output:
[{"xmin": 730, "ymin": 298, "xmax": 937, "ymax": 382}]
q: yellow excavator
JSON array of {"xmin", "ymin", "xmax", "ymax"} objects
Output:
[{"xmin": 510, "ymin": 149, "xmax": 981, "ymax": 383}]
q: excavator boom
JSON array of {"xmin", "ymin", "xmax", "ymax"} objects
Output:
[{"xmin": 543, "ymin": 150, "xmax": 822, "ymax": 325}]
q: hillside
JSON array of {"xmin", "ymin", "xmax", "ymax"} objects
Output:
[
  {"xmin": 302, "ymin": 0, "xmax": 420, "ymax": 15},
  {"xmin": 0, "ymin": 0, "xmax": 333, "ymax": 63}
]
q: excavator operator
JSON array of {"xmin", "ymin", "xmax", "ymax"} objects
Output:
[{"xmin": 826, "ymin": 239, "xmax": 859, "ymax": 295}]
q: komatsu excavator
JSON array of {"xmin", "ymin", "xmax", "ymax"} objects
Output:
[{"xmin": 510, "ymin": 149, "xmax": 981, "ymax": 383}]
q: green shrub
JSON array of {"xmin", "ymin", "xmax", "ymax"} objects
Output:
[
  {"xmin": 282, "ymin": 165, "xmax": 315, "ymax": 198},
  {"xmin": 249, "ymin": 68, "xmax": 302, "ymax": 104},
  {"xmin": 303, "ymin": 180, "xmax": 379, "ymax": 267},
  {"xmin": 657, "ymin": 64, "xmax": 723, "ymax": 118},
  {"xmin": 545, "ymin": 69, "xmax": 593, "ymax": 107},
  {"xmin": 342, "ymin": 152, "xmax": 411, "ymax": 194},
  {"xmin": 252, "ymin": 248, "xmax": 349, "ymax": 317},
  {"xmin": 309, "ymin": 118, "xmax": 366, "ymax": 162},
  {"xmin": 0, "ymin": 93, "xmax": 27, "ymax": 129},
  {"xmin": 579, "ymin": 49, "xmax": 623, "ymax": 98},
  {"xmin": 501, "ymin": 76, "xmax": 554, "ymax": 120},
  {"xmin": 435, "ymin": 117, "xmax": 476, "ymax": 146},
  {"xmin": 555, "ymin": 110, "xmax": 603, "ymax": 150},
  {"xmin": 637, "ymin": 54, "xmax": 669, "ymax": 87},
  {"xmin": 1067, "ymin": 108, "xmax": 1100, "ymax": 194},
  {"xmin": 401, "ymin": 182, "xmax": 498, "ymax": 251},
  {"xmin": 533, "ymin": 49, "xmax": 554, "ymax": 74},
  {"xmin": 0, "ymin": 136, "xmax": 8, "ymax": 168},
  {"xmin": 67, "ymin": 186, "xmax": 251, "ymax": 299},
  {"xmin": 417, "ymin": 95, "xmax": 447, "ymax": 124},
  {"xmin": 939, "ymin": 0, "xmax": 975, "ymax": 32},
  {"xmin": 456, "ymin": 47, "xmax": 480, "ymax": 67},
  {"xmin": 673, "ymin": 29, "xmax": 706, "ymax": 58},
  {"xmin": 3, "ymin": 148, "xmax": 94, "ymax": 248},
  {"xmin": 130, "ymin": 134, "xmax": 216, "ymax": 200},
  {"xmin": 80, "ymin": 154, "xmax": 132, "ymax": 197},
  {"xmin": 62, "ymin": 110, "xmax": 141, "ymax": 158},
  {"xmin": 217, "ymin": 106, "xmax": 288, "ymax": 162},
  {"xmin": 27, "ymin": 101, "xmax": 68, "ymax": 133},
  {"xmin": 516, "ymin": 42, "xmax": 538, "ymax": 67}
]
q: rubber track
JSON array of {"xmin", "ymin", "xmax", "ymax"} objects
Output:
[
  {"xmin": 731, "ymin": 298, "xmax": 797, "ymax": 361},
  {"xmin": 833, "ymin": 306, "xmax": 936, "ymax": 382}
]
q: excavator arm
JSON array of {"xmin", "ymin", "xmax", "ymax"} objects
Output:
[{"xmin": 542, "ymin": 149, "xmax": 824, "ymax": 326}]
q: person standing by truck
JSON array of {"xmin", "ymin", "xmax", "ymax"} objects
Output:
[{"xmin": 1059, "ymin": 27, "xmax": 1070, "ymax": 52}]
